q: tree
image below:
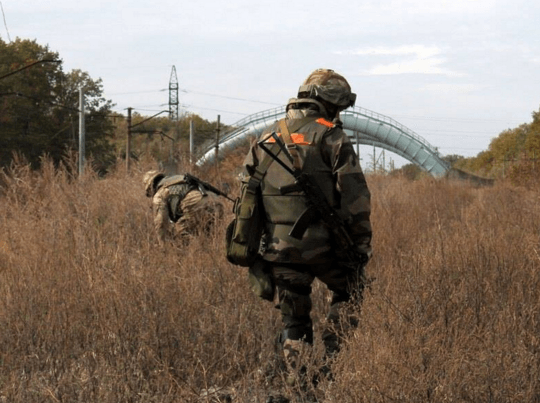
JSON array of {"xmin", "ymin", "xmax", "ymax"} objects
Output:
[
  {"xmin": 442, "ymin": 154, "xmax": 465, "ymax": 166},
  {"xmin": 0, "ymin": 38, "xmax": 115, "ymax": 171}
]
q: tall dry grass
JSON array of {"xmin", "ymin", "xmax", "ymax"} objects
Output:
[{"xmin": 0, "ymin": 156, "xmax": 539, "ymax": 402}]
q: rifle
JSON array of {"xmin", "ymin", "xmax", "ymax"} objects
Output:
[
  {"xmin": 257, "ymin": 132, "xmax": 368, "ymax": 270},
  {"xmin": 184, "ymin": 173, "xmax": 235, "ymax": 203}
]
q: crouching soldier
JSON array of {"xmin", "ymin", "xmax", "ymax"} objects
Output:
[{"xmin": 143, "ymin": 170, "xmax": 225, "ymax": 244}]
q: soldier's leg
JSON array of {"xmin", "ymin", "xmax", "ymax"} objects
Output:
[
  {"xmin": 272, "ymin": 264, "xmax": 314, "ymax": 385},
  {"xmin": 177, "ymin": 190, "xmax": 204, "ymax": 236},
  {"xmin": 199, "ymin": 193, "xmax": 224, "ymax": 234},
  {"xmin": 314, "ymin": 263, "xmax": 365, "ymax": 357},
  {"xmin": 179, "ymin": 191, "xmax": 223, "ymax": 236}
]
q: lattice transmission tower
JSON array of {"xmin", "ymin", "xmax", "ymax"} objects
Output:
[{"xmin": 169, "ymin": 66, "xmax": 179, "ymax": 121}]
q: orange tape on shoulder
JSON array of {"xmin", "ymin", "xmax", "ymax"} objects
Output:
[
  {"xmin": 316, "ymin": 118, "xmax": 334, "ymax": 128},
  {"xmin": 290, "ymin": 133, "xmax": 310, "ymax": 145},
  {"xmin": 264, "ymin": 132, "xmax": 311, "ymax": 145}
]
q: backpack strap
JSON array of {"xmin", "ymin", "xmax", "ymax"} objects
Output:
[
  {"xmin": 278, "ymin": 117, "xmax": 317, "ymax": 170},
  {"xmin": 246, "ymin": 144, "xmax": 277, "ymax": 194},
  {"xmin": 250, "ymin": 117, "xmax": 316, "ymax": 191}
]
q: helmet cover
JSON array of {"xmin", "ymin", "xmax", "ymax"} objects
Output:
[
  {"xmin": 298, "ymin": 68, "xmax": 356, "ymax": 110},
  {"xmin": 143, "ymin": 170, "xmax": 165, "ymax": 197}
]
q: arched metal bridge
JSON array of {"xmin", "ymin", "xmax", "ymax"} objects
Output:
[{"xmin": 197, "ymin": 105, "xmax": 451, "ymax": 177}]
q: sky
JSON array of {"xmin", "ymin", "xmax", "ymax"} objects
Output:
[{"xmin": 2, "ymin": 0, "xmax": 540, "ymax": 168}]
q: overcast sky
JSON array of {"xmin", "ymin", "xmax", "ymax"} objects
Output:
[{"xmin": 2, "ymin": 0, "xmax": 540, "ymax": 166}]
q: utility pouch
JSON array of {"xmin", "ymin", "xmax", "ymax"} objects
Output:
[
  {"xmin": 225, "ymin": 183, "xmax": 265, "ymax": 267},
  {"xmin": 226, "ymin": 137, "xmax": 280, "ymax": 267}
]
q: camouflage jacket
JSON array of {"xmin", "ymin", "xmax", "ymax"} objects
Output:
[
  {"xmin": 151, "ymin": 175, "xmax": 199, "ymax": 242},
  {"xmin": 243, "ymin": 108, "xmax": 372, "ymax": 264}
]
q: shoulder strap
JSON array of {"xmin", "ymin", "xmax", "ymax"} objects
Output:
[
  {"xmin": 248, "ymin": 117, "xmax": 316, "ymax": 192},
  {"xmin": 278, "ymin": 117, "xmax": 316, "ymax": 170},
  {"xmin": 245, "ymin": 143, "xmax": 278, "ymax": 194}
]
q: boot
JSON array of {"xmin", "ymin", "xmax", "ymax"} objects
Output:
[{"xmin": 282, "ymin": 338, "xmax": 311, "ymax": 388}]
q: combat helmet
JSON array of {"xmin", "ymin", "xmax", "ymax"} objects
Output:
[
  {"xmin": 143, "ymin": 170, "xmax": 165, "ymax": 197},
  {"xmin": 289, "ymin": 68, "xmax": 356, "ymax": 118}
]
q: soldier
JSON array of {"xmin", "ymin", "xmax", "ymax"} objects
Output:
[
  {"xmin": 240, "ymin": 69, "xmax": 372, "ymax": 387},
  {"xmin": 143, "ymin": 171, "xmax": 225, "ymax": 244}
]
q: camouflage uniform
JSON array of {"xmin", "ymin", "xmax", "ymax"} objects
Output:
[
  {"xmin": 241, "ymin": 69, "xmax": 372, "ymax": 380},
  {"xmin": 143, "ymin": 171, "xmax": 224, "ymax": 244}
]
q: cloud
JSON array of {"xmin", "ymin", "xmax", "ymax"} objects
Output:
[
  {"xmin": 419, "ymin": 83, "xmax": 481, "ymax": 95},
  {"xmin": 346, "ymin": 45, "xmax": 441, "ymax": 59},
  {"xmin": 337, "ymin": 45, "xmax": 464, "ymax": 77},
  {"xmin": 368, "ymin": 58, "xmax": 464, "ymax": 77}
]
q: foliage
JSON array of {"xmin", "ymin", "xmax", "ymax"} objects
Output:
[
  {"xmin": 452, "ymin": 105, "xmax": 540, "ymax": 186},
  {"xmin": 112, "ymin": 110, "xmax": 231, "ymax": 169},
  {"xmin": 1, "ymin": 159, "xmax": 540, "ymax": 402},
  {"xmin": 0, "ymin": 38, "xmax": 116, "ymax": 172},
  {"xmin": 390, "ymin": 162, "xmax": 429, "ymax": 180},
  {"xmin": 441, "ymin": 154, "xmax": 465, "ymax": 165}
]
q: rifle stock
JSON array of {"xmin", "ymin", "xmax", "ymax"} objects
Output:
[{"xmin": 184, "ymin": 173, "xmax": 234, "ymax": 202}]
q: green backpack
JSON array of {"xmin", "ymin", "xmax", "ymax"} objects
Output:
[{"xmin": 226, "ymin": 165, "xmax": 269, "ymax": 268}]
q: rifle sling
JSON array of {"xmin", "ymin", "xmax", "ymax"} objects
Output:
[
  {"xmin": 278, "ymin": 117, "xmax": 326, "ymax": 239},
  {"xmin": 278, "ymin": 118, "xmax": 312, "ymax": 171},
  {"xmin": 250, "ymin": 118, "xmax": 314, "ymax": 192}
]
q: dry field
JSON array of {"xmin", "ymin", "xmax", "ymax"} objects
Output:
[{"xmin": 0, "ymin": 156, "xmax": 539, "ymax": 403}]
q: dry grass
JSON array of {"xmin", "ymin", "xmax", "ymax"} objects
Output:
[{"xmin": 0, "ymin": 157, "xmax": 539, "ymax": 402}]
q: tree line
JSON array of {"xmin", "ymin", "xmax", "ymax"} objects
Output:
[
  {"xmin": 0, "ymin": 38, "xmax": 116, "ymax": 172},
  {"xmin": 454, "ymin": 108, "xmax": 540, "ymax": 185},
  {"xmin": 4, "ymin": 37, "xmax": 539, "ymax": 182},
  {"xmin": 1, "ymin": 37, "xmax": 226, "ymax": 174}
]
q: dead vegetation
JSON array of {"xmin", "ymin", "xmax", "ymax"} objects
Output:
[{"xmin": 0, "ymin": 156, "xmax": 539, "ymax": 402}]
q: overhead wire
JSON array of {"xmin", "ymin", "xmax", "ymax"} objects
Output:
[{"xmin": 0, "ymin": 1, "xmax": 10, "ymax": 42}]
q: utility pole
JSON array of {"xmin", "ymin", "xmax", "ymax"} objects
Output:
[
  {"xmin": 189, "ymin": 119, "xmax": 194, "ymax": 165},
  {"xmin": 126, "ymin": 107, "xmax": 132, "ymax": 172},
  {"xmin": 126, "ymin": 109, "xmax": 170, "ymax": 171},
  {"xmin": 215, "ymin": 115, "xmax": 220, "ymax": 162},
  {"xmin": 78, "ymin": 88, "xmax": 85, "ymax": 176},
  {"xmin": 215, "ymin": 115, "xmax": 221, "ymax": 177}
]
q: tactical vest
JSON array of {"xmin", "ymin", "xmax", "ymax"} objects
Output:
[
  {"xmin": 259, "ymin": 118, "xmax": 337, "ymax": 231},
  {"xmin": 156, "ymin": 175, "xmax": 196, "ymax": 223}
]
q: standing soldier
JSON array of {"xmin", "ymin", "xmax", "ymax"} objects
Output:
[
  {"xmin": 143, "ymin": 171, "xmax": 225, "ymax": 244},
  {"xmin": 237, "ymin": 68, "xmax": 372, "ymax": 388}
]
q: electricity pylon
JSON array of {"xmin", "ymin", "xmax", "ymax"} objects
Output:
[{"xmin": 169, "ymin": 66, "xmax": 179, "ymax": 121}]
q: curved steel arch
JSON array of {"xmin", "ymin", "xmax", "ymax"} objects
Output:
[{"xmin": 197, "ymin": 105, "xmax": 450, "ymax": 176}]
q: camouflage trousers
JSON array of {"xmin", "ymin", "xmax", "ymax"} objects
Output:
[
  {"xmin": 271, "ymin": 262, "xmax": 365, "ymax": 357},
  {"xmin": 176, "ymin": 190, "xmax": 224, "ymax": 237}
]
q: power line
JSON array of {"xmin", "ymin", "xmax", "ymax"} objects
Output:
[
  {"xmin": 424, "ymin": 129, "xmax": 496, "ymax": 135},
  {"xmin": 107, "ymin": 86, "xmax": 279, "ymax": 107},
  {"xmin": 0, "ymin": 92, "xmax": 79, "ymax": 112},
  {"xmin": 425, "ymin": 132, "xmax": 496, "ymax": 138},
  {"xmin": 391, "ymin": 113, "xmax": 523, "ymax": 124},
  {"xmin": 441, "ymin": 147, "xmax": 487, "ymax": 151},
  {"xmin": 0, "ymin": 59, "xmax": 61, "ymax": 80},
  {"xmin": 180, "ymin": 88, "xmax": 281, "ymax": 106},
  {"xmin": 0, "ymin": 1, "xmax": 10, "ymax": 42},
  {"xmin": 181, "ymin": 104, "xmax": 248, "ymax": 116},
  {"xmin": 107, "ymin": 89, "xmax": 167, "ymax": 96}
]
